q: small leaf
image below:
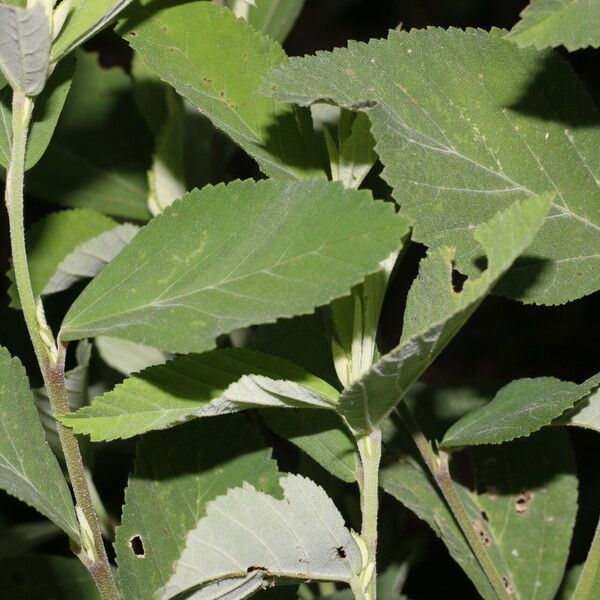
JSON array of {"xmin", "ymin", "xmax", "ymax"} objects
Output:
[
  {"xmin": 246, "ymin": 0, "xmax": 305, "ymax": 43},
  {"xmin": 8, "ymin": 208, "xmax": 116, "ymax": 308},
  {"xmin": 506, "ymin": 0, "xmax": 600, "ymax": 51},
  {"xmin": 265, "ymin": 28, "xmax": 600, "ymax": 305},
  {"xmin": 262, "ymin": 409, "xmax": 357, "ymax": 483},
  {"xmin": 28, "ymin": 50, "xmax": 152, "ymax": 220},
  {"xmin": 115, "ymin": 416, "xmax": 280, "ymax": 600},
  {"xmin": 382, "ymin": 429, "xmax": 578, "ymax": 600},
  {"xmin": 0, "ymin": 3, "xmax": 50, "ymax": 96},
  {"xmin": 51, "ymin": 0, "xmax": 135, "ymax": 61},
  {"xmin": 60, "ymin": 179, "xmax": 409, "ymax": 353},
  {"xmin": 0, "ymin": 554, "xmax": 98, "ymax": 599},
  {"xmin": 118, "ymin": 0, "xmax": 324, "ymax": 179},
  {"xmin": 164, "ymin": 474, "xmax": 362, "ymax": 599},
  {"xmin": 442, "ymin": 373, "xmax": 600, "ymax": 447},
  {"xmin": 60, "ymin": 348, "xmax": 339, "ymax": 441},
  {"xmin": 95, "ymin": 335, "xmax": 168, "ymax": 377},
  {"xmin": 0, "ymin": 347, "xmax": 79, "ymax": 542},
  {"xmin": 43, "ymin": 223, "xmax": 139, "ymax": 295},
  {"xmin": 338, "ymin": 194, "xmax": 552, "ymax": 434},
  {"xmin": 336, "ymin": 110, "xmax": 377, "ymax": 190}
]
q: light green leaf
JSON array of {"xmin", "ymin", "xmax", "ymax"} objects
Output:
[
  {"xmin": 266, "ymin": 28, "xmax": 600, "ymax": 305},
  {"xmin": 0, "ymin": 554, "xmax": 98, "ymax": 599},
  {"xmin": 0, "ymin": 347, "xmax": 79, "ymax": 542},
  {"xmin": 338, "ymin": 194, "xmax": 552, "ymax": 434},
  {"xmin": 0, "ymin": 55, "xmax": 74, "ymax": 170},
  {"xmin": 43, "ymin": 223, "xmax": 139, "ymax": 295},
  {"xmin": 35, "ymin": 341, "xmax": 91, "ymax": 457},
  {"xmin": 95, "ymin": 335, "xmax": 168, "ymax": 377},
  {"xmin": 115, "ymin": 416, "xmax": 280, "ymax": 600},
  {"xmin": 556, "ymin": 386, "xmax": 600, "ymax": 433},
  {"xmin": 8, "ymin": 208, "xmax": 116, "ymax": 308},
  {"xmin": 60, "ymin": 179, "xmax": 409, "ymax": 353},
  {"xmin": 51, "ymin": 0, "xmax": 135, "ymax": 62},
  {"xmin": 262, "ymin": 409, "xmax": 357, "ymax": 483},
  {"xmin": 119, "ymin": 0, "xmax": 324, "ymax": 179},
  {"xmin": 382, "ymin": 429, "xmax": 578, "ymax": 600},
  {"xmin": 164, "ymin": 474, "xmax": 362, "ymax": 599},
  {"xmin": 60, "ymin": 348, "xmax": 339, "ymax": 441},
  {"xmin": 0, "ymin": 3, "xmax": 50, "ymax": 96},
  {"xmin": 247, "ymin": 0, "xmax": 305, "ymax": 42},
  {"xmin": 28, "ymin": 50, "xmax": 152, "ymax": 220},
  {"xmin": 442, "ymin": 372, "xmax": 600, "ymax": 447},
  {"xmin": 507, "ymin": 0, "xmax": 600, "ymax": 51}
]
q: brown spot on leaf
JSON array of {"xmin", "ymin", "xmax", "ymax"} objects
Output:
[
  {"xmin": 473, "ymin": 520, "xmax": 491, "ymax": 546},
  {"xmin": 516, "ymin": 490, "xmax": 534, "ymax": 514}
]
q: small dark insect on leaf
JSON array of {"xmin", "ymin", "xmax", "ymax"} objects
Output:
[{"xmin": 336, "ymin": 546, "xmax": 347, "ymax": 558}]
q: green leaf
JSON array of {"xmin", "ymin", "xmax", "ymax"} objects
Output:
[
  {"xmin": 506, "ymin": 0, "xmax": 600, "ymax": 51},
  {"xmin": 246, "ymin": 0, "xmax": 305, "ymax": 43},
  {"xmin": 0, "ymin": 55, "xmax": 74, "ymax": 170},
  {"xmin": 382, "ymin": 429, "xmax": 578, "ymax": 600},
  {"xmin": 119, "ymin": 0, "xmax": 324, "ymax": 179},
  {"xmin": 28, "ymin": 50, "xmax": 152, "ymax": 220},
  {"xmin": 338, "ymin": 194, "xmax": 552, "ymax": 434},
  {"xmin": 266, "ymin": 28, "xmax": 600, "ymax": 305},
  {"xmin": 8, "ymin": 208, "xmax": 116, "ymax": 308},
  {"xmin": 262, "ymin": 409, "xmax": 357, "ymax": 483},
  {"xmin": 0, "ymin": 3, "xmax": 50, "ymax": 96},
  {"xmin": 51, "ymin": 0, "xmax": 135, "ymax": 62},
  {"xmin": 0, "ymin": 554, "xmax": 98, "ymax": 599},
  {"xmin": 556, "ymin": 386, "xmax": 600, "ymax": 433},
  {"xmin": 442, "ymin": 373, "xmax": 600, "ymax": 447},
  {"xmin": 43, "ymin": 224, "xmax": 139, "ymax": 295},
  {"xmin": 61, "ymin": 179, "xmax": 409, "ymax": 353},
  {"xmin": 95, "ymin": 335, "xmax": 168, "ymax": 377},
  {"xmin": 115, "ymin": 416, "xmax": 280, "ymax": 600},
  {"xmin": 60, "ymin": 348, "xmax": 339, "ymax": 441},
  {"xmin": 164, "ymin": 474, "xmax": 362, "ymax": 599},
  {"xmin": 0, "ymin": 347, "xmax": 79, "ymax": 542}
]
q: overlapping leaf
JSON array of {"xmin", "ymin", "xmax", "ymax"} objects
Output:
[
  {"xmin": 442, "ymin": 372, "xmax": 600, "ymax": 446},
  {"xmin": 60, "ymin": 179, "xmax": 409, "ymax": 353},
  {"xmin": 163, "ymin": 474, "xmax": 362, "ymax": 599},
  {"xmin": 382, "ymin": 429, "xmax": 578, "ymax": 600},
  {"xmin": 266, "ymin": 28, "xmax": 600, "ymax": 305},
  {"xmin": 8, "ymin": 208, "xmax": 116, "ymax": 308},
  {"xmin": 118, "ymin": 0, "xmax": 324, "ymax": 179},
  {"xmin": 337, "ymin": 194, "xmax": 552, "ymax": 434},
  {"xmin": 0, "ymin": 347, "xmax": 79, "ymax": 542},
  {"xmin": 28, "ymin": 51, "xmax": 152, "ymax": 220},
  {"xmin": 95, "ymin": 335, "xmax": 168, "ymax": 377},
  {"xmin": 556, "ymin": 386, "xmax": 600, "ymax": 433},
  {"xmin": 507, "ymin": 0, "xmax": 600, "ymax": 51},
  {"xmin": 245, "ymin": 0, "xmax": 305, "ymax": 42},
  {"xmin": 115, "ymin": 417, "xmax": 280, "ymax": 600}
]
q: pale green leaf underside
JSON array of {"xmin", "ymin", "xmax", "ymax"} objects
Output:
[
  {"xmin": 95, "ymin": 335, "xmax": 168, "ymax": 377},
  {"xmin": 0, "ymin": 3, "xmax": 49, "ymax": 96},
  {"xmin": 382, "ymin": 429, "xmax": 577, "ymax": 600},
  {"xmin": 115, "ymin": 417, "xmax": 280, "ymax": 600},
  {"xmin": 60, "ymin": 348, "xmax": 339, "ymax": 441},
  {"xmin": 247, "ymin": 0, "xmax": 305, "ymax": 43},
  {"xmin": 164, "ymin": 474, "xmax": 362, "ymax": 599},
  {"xmin": 557, "ymin": 387, "xmax": 600, "ymax": 433},
  {"xmin": 266, "ymin": 28, "xmax": 600, "ymax": 305},
  {"xmin": 60, "ymin": 179, "xmax": 409, "ymax": 354},
  {"xmin": 338, "ymin": 194, "xmax": 552, "ymax": 434},
  {"xmin": 8, "ymin": 208, "xmax": 116, "ymax": 308},
  {"xmin": 0, "ymin": 347, "xmax": 79, "ymax": 542},
  {"xmin": 118, "ymin": 0, "xmax": 323, "ymax": 179},
  {"xmin": 442, "ymin": 372, "xmax": 600, "ymax": 446},
  {"xmin": 51, "ymin": 0, "xmax": 135, "ymax": 62},
  {"xmin": 43, "ymin": 224, "xmax": 139, "ymax": 295},
  {"xmin": 507, "ymin": 0, "xmax": 600, "ymax": 51}
]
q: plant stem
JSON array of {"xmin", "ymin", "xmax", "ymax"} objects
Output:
[
  {"xmin": 357, "ymin": 428, "xmax": 382, "ymax": 600},
  {"xmin": 5, "ymin": 90, "xmax": 119, "ymax": 600},
  {"xmin": 396, "ymin": 403, "xmax": 510, "ymax": 600},
  {"xmin": 572, "ymin": 515, "xmax": 600, "ymax": 600}
]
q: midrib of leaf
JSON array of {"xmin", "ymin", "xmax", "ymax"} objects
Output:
[{"xmin": 62, "ymin": 202, "xmax": 387, "ymax": 331}]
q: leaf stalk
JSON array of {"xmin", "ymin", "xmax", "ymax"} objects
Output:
[{"xmin": 5, "ymin": 90, "xmax": 119, "ymax": 600}]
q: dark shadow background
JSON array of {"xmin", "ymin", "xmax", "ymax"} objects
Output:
[{"xmin": 0, "ymin": 1, "xmax": 598, "ymax": 598}]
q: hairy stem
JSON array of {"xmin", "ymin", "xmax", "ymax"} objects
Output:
[
  {"xmin": 572, "ymin": 515, "xmax": 600, "ymax": 600},
  {"xmin": 357, "ymin": 428, "xmax": 382, "ymax": 600},
  {"xmin": 396, "ymin": 403, "xmax": 510, "ymax": 600},
  {"xmin": 5, "ymin": 90, "xmax": 119, "ymax": 600}
]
